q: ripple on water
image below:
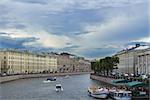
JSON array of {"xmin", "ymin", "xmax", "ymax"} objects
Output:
[{"xmin": 0, "ymin": 74, "xmax": 109, "ymax": 100}]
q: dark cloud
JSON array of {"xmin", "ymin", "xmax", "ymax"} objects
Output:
[
  {"xmin": 13, "ymin": 0, "xmax": 47, "ymax": 5},
  {"xmin": 81, "ymin": 48, "xmax": 120, "ymax": 58},
  {"xmin": 0, "ymin": 32, "xmax": 9, "ymax": 35},
  {"xmin": 56, "ymin": 45, "xmax": 81, "ymax": 52},
  {"xmin": 0, "ymin": 35, "xmax": 38, "ymax": 49},
  {"xmin": 125, "ymin": 42, "xmax": 150, "ymax": 47}
]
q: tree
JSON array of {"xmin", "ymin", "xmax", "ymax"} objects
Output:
[{"xmin": 91, "ymin": 56, "xmax": 119, "ymax": 76}]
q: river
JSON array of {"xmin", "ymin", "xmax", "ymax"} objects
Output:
[{"xmin": 0, "ymin": 74, "xmax": 111, "ymax": 100}]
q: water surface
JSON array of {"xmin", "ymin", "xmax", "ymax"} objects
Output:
[{"xmin": 0, "ymin": 74, "xmax": 110, "ymax": 100}]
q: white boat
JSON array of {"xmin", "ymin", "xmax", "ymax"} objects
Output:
[
  {"xmin": 88, "ymin": 86, "xmax": 109, "ymax": 99},
  {"xmin": 43, "ymin": 80, "xmax": 53, "ymax": 83},
  {"xmin": 109, "ymin": 89, "xmax": 132, "ymax": 100},
  {"xmin": 55, "ymin": 84, "xmax": 63, "ymax": 92}
]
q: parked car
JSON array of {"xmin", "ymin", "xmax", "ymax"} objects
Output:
[
  {"xmin": 141, "ymin": 75, "xmax": 148, "ymax": 79},
  {"xmin": 124, "ymin": 73, "xmax": 129, "ymax": 77},
  {"xmin": 130, "ymin": 73, "xmax": 134, "ymax": 77}
]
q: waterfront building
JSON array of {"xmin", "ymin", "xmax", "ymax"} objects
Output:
[
  {"xmin": 136, "ymin": 48, "xmax": 150, "ymax": 75},
  {"xmin": 0, "ymin": 50, "xmax": 57, "ymax": 74},
  {"xmin": 116, "ymin": 44, "xmax": 150, "ymax": 75},
  {"xmin": 0, "ymin": 51, "xmax": 3, "ymax": 74},
  {"xmin": 57, "ymin": 53, "xmax": 91, "ymax": 73},
  {"xmin": 0, "ymin": 50, "xmax": 91, "ymax": 74}
]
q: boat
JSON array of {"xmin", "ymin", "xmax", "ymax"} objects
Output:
[
  {"xmin": 109, "ymin": 88, "xmax": 132, "ymax": 100},
  {"xmin": 55, "ymin": 84, "xmax": 63, "ymax": 92},
  {"xmin": 88, "ymin": 86, "xmax": 109, "ymax": 99},
  {"xmin": 43, "ymin": 77, "xmax": 56, "ymax": 83},
  {"xmin": 64, "ymin": 75, "xmax": 70, "ymax": 79},
  {"xmin": 125, "ymin": 81, "xmax": 149, "ymax": 99},
  {"xmin": 112, "ymin": 79, "xmax": 131, "ymax": 86}
]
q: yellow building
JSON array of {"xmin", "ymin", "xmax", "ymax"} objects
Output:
[{"xmin": 0, "ymin": 50, "xmax": 57, "ymax": 74}]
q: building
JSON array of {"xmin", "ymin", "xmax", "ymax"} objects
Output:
[
  {"xmin": 0, "ymin": 51, "xmax": 3, "ymax": 74},
  {"xmin": 136, "ymin": 48, "xmax": 150, "ymax": 75},
  {"xmin": 0, "ymin": 50, "xmax": 57, "ymax": 74},
  {"xmin": 57, "ymin": 53, "xmax": 91, "ymax": 73},
  {"xmin": 0, "ymin": 50, "xmax": 91, "ymax": 74},
  {"xmin": 116, "ymin": 44, "xmax": 150, "ymax": 75}
]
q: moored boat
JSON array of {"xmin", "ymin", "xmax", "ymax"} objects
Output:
[
  {"xmin": 126, "ymin": 81, "xmax": 149, "ymax": 99},
  {"xmin": 88, "ymin": 86, "xmax": 109, "ymax": 99},
  {"xmin": 109, "ymin": 88, "xmax": 132, "ymax": 100}
]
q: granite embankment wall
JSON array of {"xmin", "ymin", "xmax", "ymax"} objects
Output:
[
  {"xmin": 90, "ymin": 74, "xmax": 116, "ymax": 86},
  {"xmin": 0, "ymin": 72, "xmax": 90, "ymax": 83}
]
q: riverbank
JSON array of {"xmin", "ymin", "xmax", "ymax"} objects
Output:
[
  {"xmin": 90, "ymin": 74, "xmax": 149, "ymax": 100},
  {"xmin": 0, "ymin": 72, "xmax": 91, "ymax": 83},
  {"xmin": 90, "ymin": 74, "xmax": 115, "ymax": 86}
]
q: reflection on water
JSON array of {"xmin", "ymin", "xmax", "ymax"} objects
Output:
[{"xmin": 0, "ymin": 74, "xmax": 110, "ymax": 100}]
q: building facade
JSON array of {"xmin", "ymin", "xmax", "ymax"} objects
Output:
[
  {"xmin": 0, "ymin": 50, "xmax": 57, "ymax": 74},
  {"xmin": 136, "ymin": 48, "xmax": 150, "ymax": 75},
  {"xmin": 57, "ymin": 53, "xmax": 91, "ymax": 73},
  {"xmin": 0, "ymin": 50, "xmax": 91, "ymax": 74},
  {"xmin": 116, "ymin": 45, "xmax": 150, "ymax": 75}
]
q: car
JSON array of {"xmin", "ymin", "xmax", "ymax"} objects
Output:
[
  {"xmin": 141, "ymin": 75, "xmax": 148, "ymax": 79},
  {"xmin": 130, "ymin": 73, "xmax": 134, "ymax": 77},
  {"xmin": 124, "ymin": 73, "xmax": 129, "ymax": 77}
]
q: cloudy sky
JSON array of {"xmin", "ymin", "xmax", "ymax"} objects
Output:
[{"xmin": 0, "ymin": 0, "xmax": 149, "ymax": 59}]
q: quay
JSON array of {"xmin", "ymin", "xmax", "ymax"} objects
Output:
[
  {"xmin": 90, "ymin": 74, "xmax": 116, "ymax": 86},
  {"xmin": 0, "ymin": 72, "xmax": 91, "ymax": 83},
  {"xmin": 90, "ymin": 74, "xmax": 149, "ymax": 100}
]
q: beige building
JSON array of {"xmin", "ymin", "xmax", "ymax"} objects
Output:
[
  {"xmin": 116, "ymin": 44, "xmax": 150, "ymax": 75},
  {"xmin": 0, "ymin": 50, "xmax": 91, "ymax": 75},
  {"xmin": 136, "ymin": 48, "xmax": 150, "ymax": 75},
  {"xmin": 57, "ymin": 53, "xmax": 91, "ymax": 73},
  {"xmin": 0, "ymin": 51, "xmax": 2, "ymax": 73},
  {"xmin": 0, "ymin": 50, "xmax": 57, "ymax": 74}
]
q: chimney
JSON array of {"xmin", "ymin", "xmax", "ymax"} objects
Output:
[{"xmin": 136, "ymin": 43, "xmax": 140, "ymax": 47}]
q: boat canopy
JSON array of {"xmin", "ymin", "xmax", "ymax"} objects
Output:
[
  {"xmin": 112, "ymin": 79, "xmax": 130, "ymax": 83},
  {"xmin": 126, "ymin": 81, "xmax": 147, "ymax": 88},
  {"xmin": 56, "ymin": 84, "xmax": 62, "ymax": 87}
]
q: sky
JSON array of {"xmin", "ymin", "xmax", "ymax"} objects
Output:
[{"xmin": 0, "ymin": 0, "xmax": 149, "ymax": 59}]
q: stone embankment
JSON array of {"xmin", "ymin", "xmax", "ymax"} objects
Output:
[
  {"xmin": 0, "ymin": 72, "xmax": 91, "ymax": 83},
  {"xmin": 90, "ymin": 74, "xmax": 116, "ymax": 86}
]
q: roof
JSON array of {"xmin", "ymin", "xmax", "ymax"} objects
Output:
[
  {"xmin": 116, "ymin": 45, "xmax": 150, "ymax": 55},
  {"xmin": 114, "ymin": 90, "xmax": 132, "ymax": 94},
  {"xmin": 126, "ymin": 81, "xmax": 146, "ymax": 87},
  {"xmin": 112, "ymin": 79, "xmax": 129, "ymax": 83},
  {"xmin": 134, "ymin": 46, "xmax": 149, "ymax": 50},
  {"xmin": 56, "ymin": 84, "xmax": 62, "ymax": 86}
]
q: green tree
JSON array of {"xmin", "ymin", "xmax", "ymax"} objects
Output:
[{"xmin": 91, "ymin": 56, "xmax": 119, "ymax": 76}]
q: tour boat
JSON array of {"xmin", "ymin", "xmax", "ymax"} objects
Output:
[
  {"xmin": 43, "ymin": 77, "xmax": 56, "ymax": 83},
  {"xmin": 88, "ymin": 86, "xmax": 109, "ymax": 99},
  {"xmin": 109, "ymin": 88, "xmax": 132, "ymax": 100},
  {"xmin": 55, "ymin": 84, "xmax": 63, "ymax": 92}
]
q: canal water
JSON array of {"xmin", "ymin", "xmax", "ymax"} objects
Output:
[{"xmin": 0, "ymin": 74, "xmax": 111, "ymax": 100}]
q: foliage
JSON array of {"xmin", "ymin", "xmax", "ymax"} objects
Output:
[{"xmin": 91, "ymin": 56, "xmax": 119, "ymax": 76}]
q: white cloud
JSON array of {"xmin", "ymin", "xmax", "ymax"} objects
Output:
[
  {"xmin": 132, "ymin": 37, "xmax": 150, "ymax": 43},
  {"xmin": 35, "ymin": 31, "xmax": 71, "ymax": 48},
  {"xmin": 74, "ymin": 15, "xmax": 133, "ymax": 48},
  {"xmin": 0, "ymin": 29, "xmax": 71, "ymax": 48},
  {"xmin": 3, "ymin": 0, "xmax": 147, "ymax": 14}
]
